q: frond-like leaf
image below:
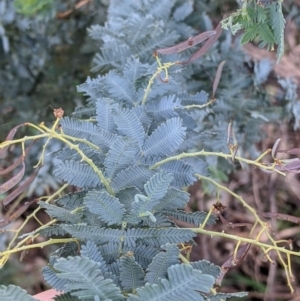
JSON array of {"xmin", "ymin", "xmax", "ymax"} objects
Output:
[
  {"xmin": 123, "ymin": 57, "xmax": 149, "ymax": 85},
  {"xmin": 62, "ymin": 224, "xmax": 124, "ymax": 245},
  {"xmin": 173, "ymin": 2, "xmax": 193, "ymax": 22},
  {"xmin": 113, "ymin": 108, "xmax": 145, "ymax": 149},
  {"xmin": 130, "ymin": 244, "xmax": 160, "ymax": 269},
  {"xmin": 142, "ymin": 117, "xmax": 186, "ymax": 157},
  {"xmin": 259, "ymin": 23, "xmax": 274, "ymax": 44},
  {"xmin": 153, "ymin": 188, "xmax": 190, "ymax": 211},
  {"xmin": 80, "ymin": 241, "xmax": 108, "ymax": 274},
  {"xmin": 270, "ymin": 1, "xmax": 285, "ymax": 60},
  {"xmin": 124, "ymin": 228, "xmax": 196, "ymax": 248},
  {"xmin": 0, "ymin": 285, "xmax": 36, "ymax": 301},
  {"xmin": 53, "ymin": 160, "xmax": 102, "ymax": 188},
  {"xmin": 104, "ymin": 138, "xmax": 138, "ymax": 179},
  {"xmin": 111, "ymin": 166, "xmax": 154, "ymax": 192},
  {"xmin": 144, "ymin": 170, "xmax": 173, "ymax": 203},
  {"xmin": 98, "ymin": 242, "xmax": 120, "ymax": 264},
  {"xmin": 129, "ymin": 172, "xmax": 173, "ymax": 223},
  {"xmin": 116, "ymin": 187, "xmax": 142, "ymax": 211},
  {"xmin": 54, "ymin": 293, "xmax": 79, "ymax": 301},
  {"xmin": 72, "ymin": 106, "xmax": 96, "ymax": 118},
  {"xmin": 140, "ymin": 213, "xmax": 173, "ymax": 228},
  {"xmin": 162, "ymin": 210, "xmax": 217, "ymax": 226},
  {"xmin": 160, "ymin": 161, "xmax": 196, "ymax": 188},
  {"xmin": 148, "ymin": 95, "xmax": 181, "ymax": 120},
  {"xmin": 91, "ymin": 46, "xmax": 131, "ymax": 73},
  {"xmin": 55, "ymin": 191, "xmax": 87, "ymax": 210},
  {"xmin": 132, "ymin": 105, "xmax": 152, "ymax": 127},
  {"xmin": 60, "ymin": 117, "xmax": 98, "ymax": 141},
  {"xmin": 43, "ymin": 263, "xmax": 70, "ymax": 292},
  {"xmin": 190, "ymin": 260, "xmax": 221, "ymax": 279},
  {"xmin": 179, "ymin": 91, "xmax": 208, "ymax": 105},
  {"xmin": 38, "ymin": 201, "xmax": 82, "ymax": 224},
  {"xmin": 84, "ymin": 190, "xmax": 125, "ymax": 225},
  {"xmin": 184, "ymin": 158, "xmax": 209, "ymax": 176},
  {"xmin": 145, "ymin": 244, "xmax": 180, "ymax": 284},
  {"xmin": 130, "ymin": 171, "xmax": 173, "ymax": 222},
  {"xmin": 128, "ymin": 264, "xmax": 215, "ymax": 301},
  {"xmin": 53, "ymin": 256, "xmax": 124, "ymax": 300},
  {"xmin": 103, "ymin": 70, "xmax": 137, "ymax": 104},
  {"xmin": 53, "ymin": 243, "xmax": 79, "ymax": 257},
  {"xmin": 56, "ymin": 145, "xmax": 104, "ymax": 167},
  {"xmin": 37, "ymin": 225, "xmax": 68, "ymax": 237},
  {"xmin": 96, "ymin": 98, "xmax": 116, "ymax": 132},
  {"xmin": 60, "ymin": 116, "xmax": 119, "ymax": 150},
  {"xmin": 120, "ymin": 255, "xmax": 145, "ymax": 291},
  {"xmin": 206, "ymin": 292, "xmax": 248, "ymax": 301}
]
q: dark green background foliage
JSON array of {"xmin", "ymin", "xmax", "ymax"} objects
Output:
[
  {"xmin": 0, "ymin": 0, "xmax": 108, "ymax": 140},
  {"xmin": 0, "ymin": 0, "xmax": 299, "ymax": 300}
]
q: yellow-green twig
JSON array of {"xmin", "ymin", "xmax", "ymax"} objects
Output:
[
  {"xmin": 150, "ymin": 150, "xmax": 286, "ymax": 176},
  {"xmin": 141, "ymin": 59, "xmax": 178, "ymax": 105},
  {"xmin": 1, "ymin": 238, "xmax": 78, "ymax": 257},
  {"xmin": 197, "ymin": 175, "xmax": 297, "ymax": 293}
]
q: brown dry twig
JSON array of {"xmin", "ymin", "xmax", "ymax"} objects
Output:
[{"xmin": 56, "ymin": 0, "xmax": 92, "ymax": 19}]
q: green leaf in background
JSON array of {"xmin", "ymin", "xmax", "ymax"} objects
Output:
[{"xmin": 13, "ymin": 0, "xmax": 54, "ymax": 16}]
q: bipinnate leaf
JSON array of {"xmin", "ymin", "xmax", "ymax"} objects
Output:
[
  {"xmin": 111, "ymin": 166, "xmax": 153, "ymax": 192},
  {"xmin": 84, "ymin": 190, "xmax": 125, "ymax": 225},
  {"xmin": 148, "ymin": 95, "xmax": 181, "ymax": 120},
  {"xmin": 190, "ymin": 260, "xmax": 221, "ymax": 279},
  {"xmin": 53, "ymin": 256, "xmax": 124, "ymax": 300},
  {"xmin": 145, "ymin": 244, "xmax": 180, "ymax": 284},
  {"xmin": 54, "ymin": 293, "xmax": 79, "ymax": 301},
  {"xmin": 53, "ymin": 160, "xmax": 101, "ymax": 188},
  {"xmin": 142, "ymin": 117, "xmax": 186, "ymax": 157},
  {"xmin": 0, "ymin": 285, "xmax": 36, "ymax": 301},
  {"xmin": 120, "ymin": 255, "xmax": 145, "ymax": 291},
  {"xmin": 104, "ymin": 138, "xmax": 138, "ymax": 179},
  {"xmin": 153, "ymin": 188, "xmax": 190, "ymax": 211},
  {"xmin": 206, "ymin": 292, "xmax": 248, "ymax": 301},
  {"xmin": 131, "ymin": 244, "xmax": 160, "ymax": 269},
  {"xmin": 130, "ymin": 171, "xmax": 173, "ymax": 222},
  {"xmin": 128, "ymin": 264, "xmax": 215, "ymax": 301},
  {"xmin": 98, "ymin": 242, "xmax": 120, "ymax": 263},
  {"xmin": 62, "ymin": 224, "xmax": 124, "ymax": 245},
  {"xmin": 160, "ymin": 161, "xmax": 196, "ymax": 187},
  {"xmin": 103, "ymin": 70, "xmax": 137, "ymax": 104},
  {"xmin": 144, "ymin": 171, "xmax": 173, "ymax": 203},
  {"xmin": 123, "ymin": 57, "xmax": 149, "ymax": 85},
  {"xmin": 124, "ymin": 228, "xmax": 195, "ymax": 248},
  {"xmin": 96, "ymin": 98, "xmax": 116, "ymax": 132},
  {"xmin": 163, "ymin": 210, "xmax": 217, "ymax": 226},
  {"xmin": 60, "ymin": 117, "xmax": 119, "ymax": 149},
  {"xmin": 179, "ymin": 91, "xmax": 208, "ymax": 105},
  {"xmin": 112, "ymin": 108, "xmax": 145, "ymax": 149},
  {"xmin": 81, "ymin": 241, "xmax": 109, "ymax": 275},
  {"xmin": 173, "ymin": 2, "xmax": 193, "ymax": 21},
  {"xmin": 43, "ymin": 261, "xmax": 70, "ymax": 292},
  {"xmin": 38, "ymin": 201, "xmax": 82, "ymax": 224}
]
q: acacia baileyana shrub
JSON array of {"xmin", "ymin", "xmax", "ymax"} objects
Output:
[{"xmin": 1, "ymin": 1, "xmax": 299, "ymax": 300}]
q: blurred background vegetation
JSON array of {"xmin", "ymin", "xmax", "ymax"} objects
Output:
[{"xmin": 0, "ymin": 0, "xmax": 300, "ymax": 299}]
